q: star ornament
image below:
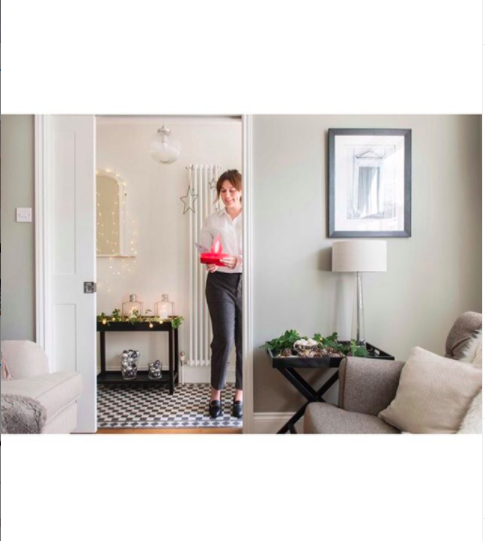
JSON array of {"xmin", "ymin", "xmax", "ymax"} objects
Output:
[
  {"xmin": 180, "ymin": 186, "xmax": 198, "ymax": 215},
  {"xmin": 209, "ymin": 176, "xmax": 217, "ymax": 191}
]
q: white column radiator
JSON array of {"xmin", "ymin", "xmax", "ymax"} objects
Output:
[{"xmin": 188, "ymin": 164, "xmax": 222, "ymax": 367}]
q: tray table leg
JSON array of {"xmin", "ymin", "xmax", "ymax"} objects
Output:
[
  {"xmin": 277, "ymin": 367, "xmax": 319, "ymax": 403},
  {"xmin": 316, "ymin": 371, "xmax": 340, "ymax": 398},
  {"xmin": 276, "ymin": 368, "xmax": 340, "ymax": 434},
  {"xmin": 277, "ymin": 402, "xmax": 309, "ymax": 434},
  {"xmin": 175, "ymin": 327, "xmax": 179, "ymax": 385},
  {"xmin": 169, "ymin": 328, "xmax": 174, "ymax": 395},
  {"xmin": 100, "ymin": 331, "xmax": 106, "ymax": 375}
]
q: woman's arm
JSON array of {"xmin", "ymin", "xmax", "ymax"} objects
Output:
[
  {"xmin": 221, "ymin": 254, "xmax": 243, "ymax": 269},
  {"xmin": 199, "ymin": 217, "xmax": 213, "ymax": 252},
  {"xmin": 199, "ymin": 216, "xmax": 218, "ymax": 272}
]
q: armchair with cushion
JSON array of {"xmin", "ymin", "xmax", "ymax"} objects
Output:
[
  {"xmin": 1, "ymin": 340, "xmax": 82, "ymax": 434},
  {"xmin": 304, "ymin": 312, "xmax": 482, "ymax": 434}
]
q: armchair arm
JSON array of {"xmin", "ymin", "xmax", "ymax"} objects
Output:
[
  {"xmin": 1, "ymin": 340, "xmax": 50, "ymax": 379},
  {"xmin": 338, "ymin": 357, "xmax": 405, "ymax": 416}
]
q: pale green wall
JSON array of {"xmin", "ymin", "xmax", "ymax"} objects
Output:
[
  {"xmin": 253, "ymin": 115, "xmax": 482, "ymax": 412},
  {"xmin": 1, "ymin": 115, "xmax": 36, "ymax": 341}
]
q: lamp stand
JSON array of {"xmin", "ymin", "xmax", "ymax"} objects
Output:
[{"xmin": 356, "ymin": 272, "xmax": 365, "ymax": 345}]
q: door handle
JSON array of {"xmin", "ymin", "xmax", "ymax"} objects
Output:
[{"xmin": 84, "ymin": 282, "xmax": 97, "ymax": 294}]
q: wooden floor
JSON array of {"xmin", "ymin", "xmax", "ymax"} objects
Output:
[{"xmin": 97, "ymin": 427, "xmax": 242, "ymax": 434}]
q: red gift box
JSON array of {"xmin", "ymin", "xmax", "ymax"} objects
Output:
[{"xmin": 200, "ymin": 235, "xmax": 229, "ymax": 267}]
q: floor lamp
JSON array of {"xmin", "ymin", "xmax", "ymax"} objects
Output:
[{"xmin": 332, "ymin": 240, "xmax": 387, "ymax": 345}]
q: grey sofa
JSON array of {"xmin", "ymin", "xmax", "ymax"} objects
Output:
[{"xmin": 304, "ymin": 312, "xmax": 482, "ymax": 434}]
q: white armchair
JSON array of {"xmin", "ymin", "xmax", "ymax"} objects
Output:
[{"xmin": 1, "ymin": 341, "xmax": 82, "ymax": 434}]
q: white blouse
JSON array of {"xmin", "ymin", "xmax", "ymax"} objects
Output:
[{"xmin": 199, "ymin": 209, "xmax": 243, "ymax": 274}]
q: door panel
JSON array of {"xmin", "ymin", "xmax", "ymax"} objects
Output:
[{"xmin": 50, "ymin": 115, "xmax": 97, "ymax": 433}]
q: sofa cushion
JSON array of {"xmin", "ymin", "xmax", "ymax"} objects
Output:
[
  {"xmin": 304, "ymin": 403, "xmax": 400, "ymax": 434},
  {"xmin": 1, "ymin": 371, "xmax": 82, "ymax": 423},
  {"xmin": 458, "ymin": 328, "xmax": 482, "ymax": 369},
  {"xmin": 445, "ymin": 311, "xmax": 482, "ymax": 360},
  {"xmin": 1, "ymin": 341, "xmax": 50, "ymax": 379},
  {"xmin": 456, "ymin": 329, "xmax": 482, "ymax": 433},
  {"xmin": 378, "ymin": 347, "xmax": 482, "ymax": 434},
  {"xmin": 338, "ymin": 357, "xmax": 405, "ymax": 415},
  {"xmin": 42, "ymin": 403, "xmax": 78, "ymax": 434}
]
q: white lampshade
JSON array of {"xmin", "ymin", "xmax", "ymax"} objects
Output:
[{"xmin": 332, "ymin": 240, "xmax": 387, "ymax": 273}]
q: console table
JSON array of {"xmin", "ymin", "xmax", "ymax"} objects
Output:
[
  {"xmin": 97, "ymin": 320, "xmax": 179, "ymax": 394},
  {"xmin": 268, "ymin": 343, "xmax": 394, "ymax": 434}
]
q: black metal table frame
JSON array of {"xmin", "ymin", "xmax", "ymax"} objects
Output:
[
  {"xmin": 269, "ymin": 343, "xmax": 394, "ymax": 434},
  {"xmin": 276, "ymin": 366, "xmax": 341, "ymax": 434},
  {"xmin": 98, "ymin": 321, "xmax": 179, "ymax": 394}
]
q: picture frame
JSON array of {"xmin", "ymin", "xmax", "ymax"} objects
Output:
[{"xmin": 328, "ymin": 128, "xmax": 412, "ymax": 238}]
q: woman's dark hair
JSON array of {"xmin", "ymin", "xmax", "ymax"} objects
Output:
[{"xmin": 216, "ymin": 170, "xmax": 242, "ymax": 201}]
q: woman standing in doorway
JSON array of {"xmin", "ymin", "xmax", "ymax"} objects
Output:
[{"xmin": 199, "ymin": 170, "xmax": 243, "ymax": 419}]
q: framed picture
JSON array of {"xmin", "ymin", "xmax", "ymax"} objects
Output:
[{"xmin": 328, "ymin": 128, "xmax": 411, "ymax": 238}]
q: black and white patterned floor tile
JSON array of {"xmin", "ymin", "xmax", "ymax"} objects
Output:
[{"xmin": 97, "ymin": 383, "xmax": 243, "ymax": 429}]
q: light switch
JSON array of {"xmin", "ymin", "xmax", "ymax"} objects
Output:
[{"xmin": 16, "ymin": 208, "xmax": 33, "ymax": 222}]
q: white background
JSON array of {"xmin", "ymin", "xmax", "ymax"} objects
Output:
[{"xmin": 2, "ymin": 1, "xmax": 483, "ymax": 540}]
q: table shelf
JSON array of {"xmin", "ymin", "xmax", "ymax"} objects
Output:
[
  {"xmin": 97, "ymin": 370, "xmax": 177, "ymax": 385},
  {"xmin": 97, "ymin": 319, "xmax": 180, "ymax": 394}
]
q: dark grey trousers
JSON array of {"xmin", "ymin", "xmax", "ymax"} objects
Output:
[{"xmin": 205, "ymin": 272, "xmax": 243, "ymax": 391}]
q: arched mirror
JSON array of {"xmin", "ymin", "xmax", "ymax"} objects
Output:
[{"xmin": 96, "ymin": 170, "xmax": 131, "ymax": 257}]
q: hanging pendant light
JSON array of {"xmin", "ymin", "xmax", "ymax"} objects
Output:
[{"xmin": 150, "ymin": 125, "xmax": 181, "ymax": 164}]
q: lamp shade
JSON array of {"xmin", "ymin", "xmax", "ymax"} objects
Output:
[{"xmin": 332, "ymin": 240, "xmax": 387, "ymax": 273}]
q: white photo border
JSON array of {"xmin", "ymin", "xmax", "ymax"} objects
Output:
[{"xmin": 328, "ymin": 128, "xmax": 412, "ymax": 238}]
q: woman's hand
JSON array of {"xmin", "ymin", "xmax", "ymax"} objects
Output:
[
  {"xmin": 221, "ymin": 255, "xmax": 241, "ymax": 269},
  {"xmin": 206, "ymin": 264, "xmax": 218, "ymax": 273}
]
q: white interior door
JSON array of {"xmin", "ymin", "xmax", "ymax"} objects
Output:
[{"xmin": 46, "ymin": 115, "xmax": 97, "ymax": 433}]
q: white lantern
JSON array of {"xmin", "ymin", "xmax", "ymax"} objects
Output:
[{"xmin": 150, "ymin": 126, "xmax": 181, "ymax": 164}]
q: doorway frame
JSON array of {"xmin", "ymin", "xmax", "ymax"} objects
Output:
[
  {"xmin": 34, "ymin": 115, "xmax": 54, "ymax": 367},
  {"xmin": 35, "ymin": 114, "xmax": 255, "ymax": 433}
]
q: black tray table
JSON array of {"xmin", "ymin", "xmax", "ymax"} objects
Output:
[{"xmin": 268, "ymin": 343, "xmax": 394, "ymax": 434}]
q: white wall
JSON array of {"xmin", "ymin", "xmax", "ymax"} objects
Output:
[
  {"xmin": 96, "ymin": 117, "xmax": 242, "ymax": 371},
  {"xmin": 253, "ymin": 115, "xmax": 482, "ymax": 413}
]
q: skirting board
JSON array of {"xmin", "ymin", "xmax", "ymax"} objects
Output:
[
  {"xmin": 252, "ymin": 413, "xmax": 305, "ymax": 435},
  {"xmin": 182, "ymin": 365, "xmax": 236, "ymax": 384}
]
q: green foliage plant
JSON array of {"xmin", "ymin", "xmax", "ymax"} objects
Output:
[
  {"xmin": 262, "ymin": 330, "xmax": 369, "ymax": 358},
  {"xmin": 97, "ymin": 310, "xmax": 184, "ymax": 329}
]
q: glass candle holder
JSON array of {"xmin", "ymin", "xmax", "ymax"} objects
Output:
[
  {"xmin": 122, "ymin": 294, "xmax": 144, "ymax": 317},
  {"xmin": 154, "ymin": 294, "xmax": 174, "ymax": 319}
]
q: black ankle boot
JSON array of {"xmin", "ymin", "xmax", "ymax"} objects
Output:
[
  {"xmin": 232, "ymin": 401, "xmax": 243, "ymax": 419},
  {"xmin": 209, "ymin": 400, "xmax": 222, "ymax": 419}
]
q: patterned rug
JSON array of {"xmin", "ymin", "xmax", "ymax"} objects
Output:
[{"xmin": 97, "ymin": 383, "xmax": 243, "ymax": 429}]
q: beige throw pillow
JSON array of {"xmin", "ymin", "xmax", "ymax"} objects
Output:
[{"xmin": 378, "ymin": 347, "xmax": 482, "ymax": 434}]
